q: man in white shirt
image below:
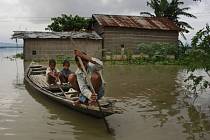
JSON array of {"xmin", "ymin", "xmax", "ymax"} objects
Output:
[{"xmin": 68, "ymin": 50, "xmax": 104, "ymax": 104}]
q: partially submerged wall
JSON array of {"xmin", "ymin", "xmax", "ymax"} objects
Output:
[
  {"xmin": 102, "ymin": 27, "xmax": 178, "ymax": 53},
  {"xmin": 24, "ymin": 39, "xmax": 102, "ymax": 61}
]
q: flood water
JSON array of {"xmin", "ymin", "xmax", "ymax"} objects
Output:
[{"xmin": 1, "ymin": 48, "xmax": 210, "ymax": 140}]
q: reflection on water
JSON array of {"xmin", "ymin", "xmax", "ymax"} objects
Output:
[{"xmin": 0, "ymin": 48, "xmax": 210, "ymax": 140}]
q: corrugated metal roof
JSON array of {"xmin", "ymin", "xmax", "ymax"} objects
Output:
[
  {"xmin": 12, "ymin": 31, "xmax": 102, "ymax": 40},
  {"xmin": 93, "ymin": 14, "xmax": 180, "ymax": 31}
]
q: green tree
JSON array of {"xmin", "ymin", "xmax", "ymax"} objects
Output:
[
  {"xmin": 185, "ymin": 24, "xmax": 210, "ymax": 74},
  {"xmin": 138, "ymin": 42, "xmax": 177, "ymax": 58},
  {"xmin": 47, "ymin": 14, "xmax": 92, "ymax": 32},
  {"xmin": 183, "ymin": 24, "xmax": 210, "ymax": 95},
  {"xmin": 140, "ymin": 0, "xmax": 196, "ymax": 38}
]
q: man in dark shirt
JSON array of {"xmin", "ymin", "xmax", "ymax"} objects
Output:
[{"xmin": 59, "ymin": 60, "xmax": 72, "ymax": 84}]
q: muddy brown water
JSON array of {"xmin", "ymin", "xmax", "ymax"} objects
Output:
[{"xmin": 0, "ymin": 48, "xmax": 210, "ymax": 140}]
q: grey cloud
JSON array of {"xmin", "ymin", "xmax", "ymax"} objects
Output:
[
  {"xmin": 17, "ymin": 0, "xmax": 150, "ymax": 23},
  {"xmin": 17, "ymin": 0, "xmax": 198, "ymax": 24}
]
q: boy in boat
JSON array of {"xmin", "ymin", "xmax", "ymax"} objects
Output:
[
  {"xmin": 68, "ymin": 50, "xmax": 104, "ymax": 105},
  {"xmin": 59, "ymin": 60, "xmax": 73, "ymax": 84},
  {"xmin": 46, "ymin": 59, "xmax": 60, "ymax": 85}
]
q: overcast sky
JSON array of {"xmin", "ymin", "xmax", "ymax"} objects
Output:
[{"xmin": 0, "ymin": 0, "xmax": 209, "ymax": 43}]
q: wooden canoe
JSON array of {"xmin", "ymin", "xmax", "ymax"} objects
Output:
[{"xmin": 24, "ymin": 63, "xmax": 121, "ymax": 118}]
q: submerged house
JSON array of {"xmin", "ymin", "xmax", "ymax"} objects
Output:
[
  {"xmin": 12, "ymin": 14, "xmax": 180, "ymax": 61},
  {"xmin": 92, "ymin": 14, "xmax": 180, "ymax": 57},
  {"xmin": 12, "ymin": 31, "xmax": 102, "ymax": 61}
]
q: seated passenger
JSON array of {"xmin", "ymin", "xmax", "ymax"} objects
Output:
[
  {"xmin": 68, "ymin": 50, "xmax": 104, "ymax": 105},
  {"xmin": 46, "ymin": 59, "xmax": 60, "ymax": 85},
  {"xmin": 59, "ymin": 60, "xmax": 73, "ymax": 84}
]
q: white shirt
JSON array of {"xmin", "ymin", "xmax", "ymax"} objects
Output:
[
  {"xmin": 46, "ymin": 67, "xmax": 59, "ymax": 81},
  {"xmin": 75, "ymin": 57, "xmax": 103, "ymax": 99}
]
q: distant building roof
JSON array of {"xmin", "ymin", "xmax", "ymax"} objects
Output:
[
  {"xmin": 93, "ymin": 14, "xmax": 180, "ymax": 31},
  {"xmin": 12, "ymin": 31, "xmax": 102, "ymax": 40}
]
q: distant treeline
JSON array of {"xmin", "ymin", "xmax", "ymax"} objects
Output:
[
  {"xmin": 0, "ymin": 42, "xmax": 23, "ymax": 48},
  {"xmin": 0, "ymin": 46, "xmax": 23, "ymax": 48}
]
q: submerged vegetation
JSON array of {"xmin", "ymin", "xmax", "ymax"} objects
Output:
[
  {"xmin": 14, "ymin": 53, "xmax": 24, "ymax": 59},
  {"xmin": 105, "ymin": 42, "xmax": 187, "ymax": 65}
]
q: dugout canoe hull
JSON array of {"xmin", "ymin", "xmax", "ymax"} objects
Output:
[{"xmin": 24, "ymin": 63, "xmax": 120, "ymax": 118}]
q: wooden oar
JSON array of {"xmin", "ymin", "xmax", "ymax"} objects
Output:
[
  {"xmin": 77, "ymin": 56, "xmax": 112, "ymax": 134},
  {"xmin": 56, "ymin": 81, "xmax": 65, "ymax": 94}
]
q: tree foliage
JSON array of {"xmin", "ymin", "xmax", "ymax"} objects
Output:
[
  {"xmin": 183, "ymin": 24, "xmax": 210, "ymax": 95},
  {"xmin": 47, "ymin": 14, "xmax": 92, "ymax": 32},
  {"xmin": 138, "ymin": 42, "xmax": 177, "ymax": 58},
  {"xmin": 185, "ymin": 24, "xmax": 210, "ymax": 71},
  {"xmin": 140, "ymin": 0, "xmax": 197, "ymax": 38}
]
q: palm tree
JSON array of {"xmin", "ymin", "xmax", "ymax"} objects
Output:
[{"xmin": 140, "ymin": 0, "xmax": 197, "ymax": 38}]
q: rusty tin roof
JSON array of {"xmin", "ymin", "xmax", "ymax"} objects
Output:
[
  {"xmin": 93, "ymin": 14, "xmax": 179, "ymax": 31},
  {"xmin": 12, "ymin": 31, "xmax": 102, "ymax": 40}
]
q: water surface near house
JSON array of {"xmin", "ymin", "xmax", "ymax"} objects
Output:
[{"xmin": 0, "ymin": 48, "xmax": 210, "ymax": 140}]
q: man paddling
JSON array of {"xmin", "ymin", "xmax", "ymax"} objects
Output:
[{"xmin": 68, "ymin": 50, "xmax": 104, "ymax": 105}]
